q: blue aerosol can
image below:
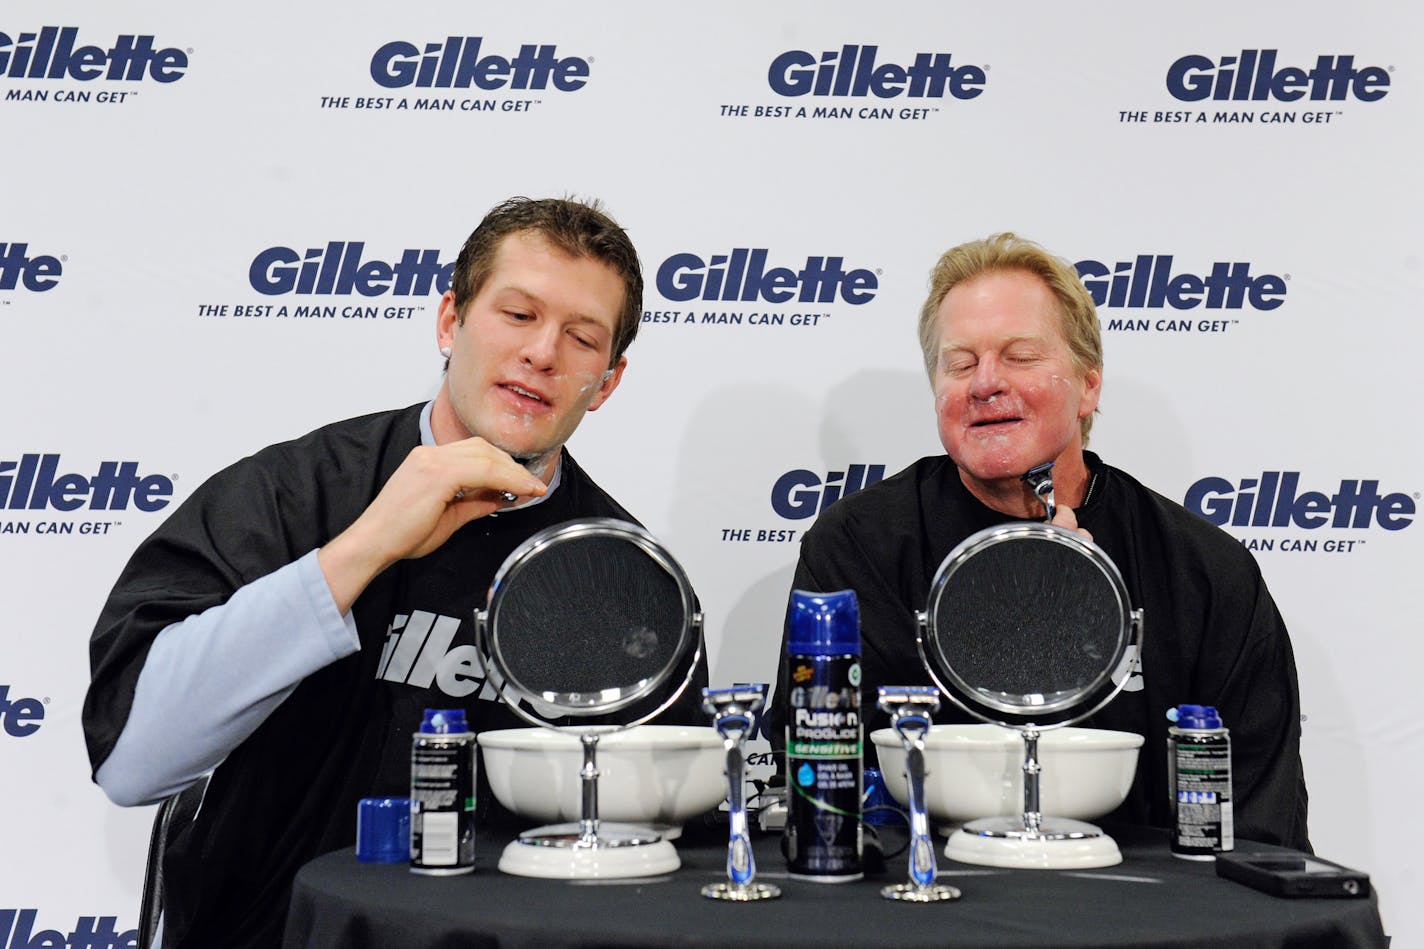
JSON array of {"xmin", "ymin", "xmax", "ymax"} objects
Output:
[
  {"xmin": 783, "ymin": 589, "xmax": 863, "ymax": 881},
  {"xmin": 1168, "ymin": 704, "xmax": 1234, "ymax": 859},
  {"xmin": 410, "ymin": 708, "xmax": 476, "ymax": 875}
]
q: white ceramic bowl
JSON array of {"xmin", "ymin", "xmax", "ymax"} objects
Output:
[
  {"xmin": 871, "ymin": 724, "xmax": 1142, "ymax": 824},
  {"xmin": 480, "ymin": 725, "xmax": 726, "ymax": 834}
]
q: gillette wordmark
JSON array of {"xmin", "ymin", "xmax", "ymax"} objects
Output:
[
  {"xmin": 772, "ymin": 465, "xmax": 887, "ymax": 519},
  {"xmin": 657, "ymin": 250, "xmax": 877, "ymax": 305},
  {"xmin": 370, "ymin": 36, "xmax": 589, "ymax": 91},
  {"xmin": 1166, "ymin": 51, "xmax": 1388, "ymax": 102},
  {"xmin": 0, "ymin": 455, "xmax": 173, "ymax": 512},
  {"xmin": 0, "ymin": 911, "xmax": 135, "ymax": 949},
  {"xmin": 768, "ymin": 45, "xmax": 984, "ymax": 99},
  {"xmin": 1185, "ymin": 473, "xmax": 1414, "ymax": 530},
  {"xmin": 0, "ymin": 27, "xmax": 187, "ymax": 81},
  {"xmin": 0, "ymin": 686, "xmax": 44, "ymax": 738},
  {"xmin": 378, "ymin": 611, "xmax": 499, "ymax": 700},
  {"xmin": 0, "ymin": 244, "xmax": 62, "ymax": 291},
  {"xmin": 1074, "ymin": 256, "xmax": 1285, "ymax": 311},
  {"xmin": 249, "ymin": 243, "xmax": 454, "ymax": 296}
]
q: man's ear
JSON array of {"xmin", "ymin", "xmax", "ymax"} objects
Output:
[
  {"xmin": 1078, "ymin": 366, "xmax": 1103, "ymax": 420},
  {"xmin": 587, "ymin": 356, "xmax": 628, "ymax": 412},
  {"xmin": 436, "ymin": 290, "xmax": 461, "ymax": 352}
]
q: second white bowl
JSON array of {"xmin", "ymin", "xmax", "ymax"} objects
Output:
[{"xmin": 871, "ymin": 723, "xmax": 1142, "ymax": 824}]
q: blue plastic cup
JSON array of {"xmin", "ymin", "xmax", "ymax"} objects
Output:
[{"xmin": 356, "ymin": 796, "xmax": 411, "ymax": 863}]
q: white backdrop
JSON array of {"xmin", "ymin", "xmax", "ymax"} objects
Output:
[{"xmin": 2, "ymin": 2, "xmax": 1420, "ymax": 944}]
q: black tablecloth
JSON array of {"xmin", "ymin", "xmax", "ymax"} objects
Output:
[{"xmin": 284, "ymin": 823, "xmax": 1387, "ymax": 949}]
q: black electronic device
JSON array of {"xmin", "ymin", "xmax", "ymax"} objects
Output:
[{"xmin": 1215, "ymin": 851, "xmax": 1370, "ymax": 898}]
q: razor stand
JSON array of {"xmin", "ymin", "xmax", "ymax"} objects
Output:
[
  {"xmin": 877, "ymin": 687, "xmax": 961, "ymax": 902},
  {"xmin": 700, "ymin": 685, "xmax": 780, "ymax": 901}
]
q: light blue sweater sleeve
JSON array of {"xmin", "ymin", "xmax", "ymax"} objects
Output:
[{"xmin": 95, "ymin": 550, "xmax": 359, "ymax": 807}]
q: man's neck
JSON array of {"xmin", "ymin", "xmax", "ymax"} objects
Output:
[
  {"xmin": 428, "ymin": 385, "xmax": 559, "ymax": 486},
  {"xmin": 428, "ymin": 385, "xmax": 465, "ymax": 445},
  {"xmin": 958, "ymin": 449, "xmax": 1092, "ymax": 519}
]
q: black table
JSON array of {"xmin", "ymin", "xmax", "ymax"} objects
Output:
[{"xmin": 284, "ymin": 823, "xmax": 1387, "ymax": 948}]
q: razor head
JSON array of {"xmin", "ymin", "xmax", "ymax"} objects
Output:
[
  {"xmin": 876, "ymin": 685, "xmax": 941, "ymax": 715},
  {"xmin": 702, "ymin": 685, "xmax": 766, "ymax": 737},
  {"xmin": 1021, "ymin": 461, "xmax": 1057, "ymax": 522},
  {"xmin": 501, "ymin": 455, "xmax": 545, "ymax": 503},
  {"xmin": 878, "ymin": 686, "xmax": 940, "ymax": 737},
  {"xmin": 701, "ymin": 684, "xmax": 767, "ymax": 716}
]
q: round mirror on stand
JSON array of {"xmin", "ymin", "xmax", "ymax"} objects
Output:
[
  {"xmin": 916, "ymin": 522, "xmax": 1145, "ymax": 869},
  {"xmin": 475, "ymin": 518, "xmax": 703, "ymax": 879}
]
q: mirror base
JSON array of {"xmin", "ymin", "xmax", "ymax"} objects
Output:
[
  {"xmin": 498, "ymin": 823, "xmax": 680, "ymax": 879},
  {"xmin": 944, "ymin": 817, "xmax": 1122, "ymax": 869}
]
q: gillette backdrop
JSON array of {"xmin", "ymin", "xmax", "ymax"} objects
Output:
[{"xmin": 2, "ymin": 1, "xmax": 1421, "ymax": 943}]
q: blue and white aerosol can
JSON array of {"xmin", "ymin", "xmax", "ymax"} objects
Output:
[
  {"xmin": 783, "ymin": 589, "xmax": 863, "ymax": 881},
  {"xmin": 1168, "ymin": 703, "xmax": 1234, "ymax": 859},
  {"xmin": 410, "ymin": 708, "xmax": 476, "ymax": 875}
]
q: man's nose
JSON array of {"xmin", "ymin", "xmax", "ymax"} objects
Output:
[
  {"xmin": 968, "ymin": 355, "xmax": 1005, "ymax": 399},
  {"xmin": 520, "ymin": 323, "xmax": 559, "ymax": 370}
]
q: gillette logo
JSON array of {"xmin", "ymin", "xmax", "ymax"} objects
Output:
[
  {"xmin": 378, "ymin": 611, "xmax": 502, "ymax": 701},
  {"xmin": 1185, "ymin": 473, "xmax": 1415, "ymax": 530},
  {"xmin": 249, "ymin": 243, "xmax": 454, "ymax": 297},
  {"xmin": 772, "ymin": 465, "xmax": 886, "ymax": 520},
  {"xmin": 0, "ymin": 243, "xmax": 61, "ymax": 292},
  {"xmin": 0, "ymin": 26, "xmax": 187, "ymax": 82},
  {"xmin": 0, "ymin": 455, "xmax": 173, "ymax": 512},
  {"xmin": 370, "ymin": 36, "xmax": 589, "ymax": 91},
  {"xmin": 657, "ymin": 249, "xmax": 877, "ymax": 305},
  {"xmin": 0, "ymin": 687, "xmax": 44, "ymax": 737},
  {"xmin": 1074, "ymin": 256, "xmax": 1285, "ymax": 311},
  {"xmin": 0, "ymin": 911, "xmax": 135, "ymax": 948},
  {"xmin": 1166, "ymin": 51, "xmax": 1389, "ymax": 102},
  {"xmin": 768, "ymin": 45, "xmax": 984, "ymax": 99}
]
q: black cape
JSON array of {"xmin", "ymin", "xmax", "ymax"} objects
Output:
[
  {"xmin": 84, "ymin": 404, "xmax": 706, "ymax": 948},
  {"xmin": 770, "ymin": 452, "xmax": 1309, "ymax": 852}
]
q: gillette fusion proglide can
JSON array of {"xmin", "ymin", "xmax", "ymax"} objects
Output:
[{"xmin": 783, "ymin": 589, "xmax": 863, "ymax": 881}]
